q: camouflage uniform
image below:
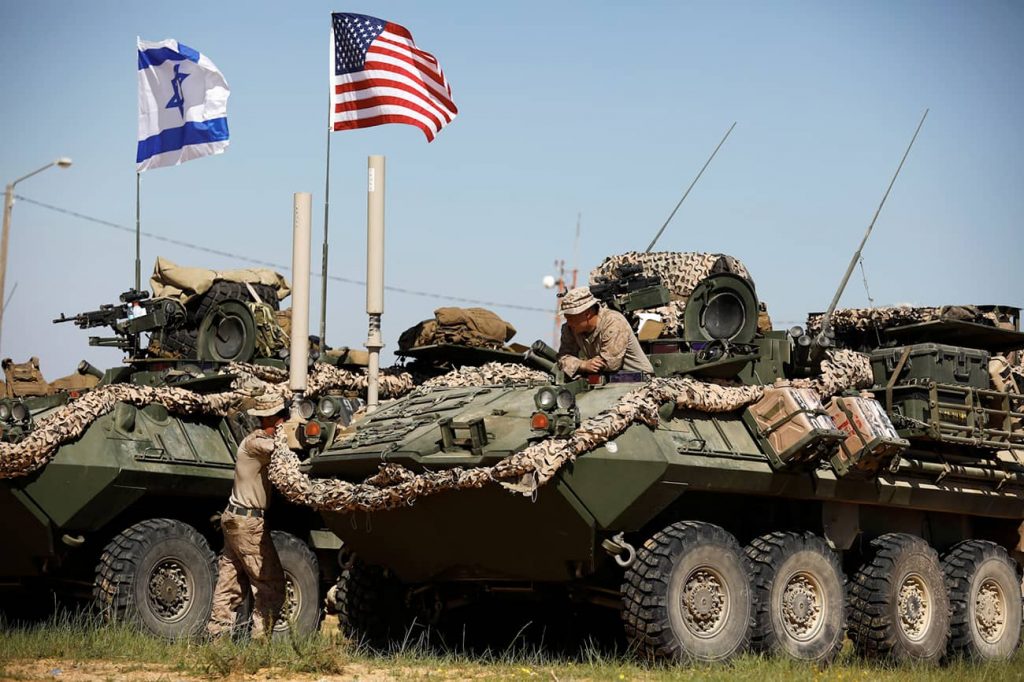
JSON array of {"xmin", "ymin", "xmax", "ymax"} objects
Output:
[
  {"xmin": 556, "ymin": 288, "xmax": 653, "ymax": 378},
  {"xmin": 207, "ymin": 429, "xmax": 286, "ymax": 639}
]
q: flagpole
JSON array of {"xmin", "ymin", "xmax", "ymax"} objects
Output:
[
  {"xmin": 319, "ymin": 125, "xmax": 331, "ymax": 348},
  {"xmin": 135, "ymin": 171, "xmax": 141, "ymax": 291},
  {"xmin": 319, "ymin": 24, "xmax": 333, "ymax": 349}
]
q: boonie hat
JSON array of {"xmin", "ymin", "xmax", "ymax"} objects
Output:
[
  {"xmin": 246, "ymin": 393, "xmax": 287, "ymax": 417},
  {"xmin": 560, "ymin": 287, "xmax": 599, "ymax": 316}
]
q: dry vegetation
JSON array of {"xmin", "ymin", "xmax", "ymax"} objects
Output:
[{"xmin": 1, "ymin": 611, "xmax": 1022, "ymax": 681}]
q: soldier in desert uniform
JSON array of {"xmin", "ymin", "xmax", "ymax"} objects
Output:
[
  {"xmin": 557, "ymin": 287, "xmax": 653, "ymax": 378},
  {"xmin": 206, "ymin": 396, "xmax": 288, "ymax": 639}
]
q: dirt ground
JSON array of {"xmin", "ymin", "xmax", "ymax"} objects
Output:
[{"xmin": 1, "ymin": 659, "xmax": 484, "ymax": 682}]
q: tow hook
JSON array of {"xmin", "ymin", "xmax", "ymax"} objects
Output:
[{"xmin": 601, "ymin": 532, "xmax": 636, "ymax": 568}]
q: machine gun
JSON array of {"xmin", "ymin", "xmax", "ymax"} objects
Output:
[
  {"xmin": 54, "ymin": 289, "xmax": 187, "ymax": 358},
  {"xmin": 589, "ymin": 263, "xmax": 671, "ymax": 314}
]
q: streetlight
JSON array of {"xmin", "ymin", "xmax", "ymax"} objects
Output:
[{"xmin": 0, "ymin": 157, "xmax": 73, "ymax": 352}]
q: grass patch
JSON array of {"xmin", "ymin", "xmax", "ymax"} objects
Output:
[{"xmin": 1, "ymin": 611, "xmax": 1023, "ymax": 680}]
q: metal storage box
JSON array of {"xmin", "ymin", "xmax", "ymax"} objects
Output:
[
  {"xmin": 827, "ymin": 395, "xmax": 909, "ymax": 477},
  {"xmin": 743, "ymin": 387, "xmax": 845, "ymax": 470}
]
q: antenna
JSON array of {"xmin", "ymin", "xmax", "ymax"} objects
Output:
[
  {"xmin": 820, "ymin": 109, "xmax": 929, "ymax": 340},
  {"xmin": 645, "ymin": 122, "xmax": 736, "ymax": 253}
]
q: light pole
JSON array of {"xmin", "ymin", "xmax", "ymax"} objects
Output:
[{"xmin": 0, "ymin": 157, "xmax": 73, "ymax": 352}]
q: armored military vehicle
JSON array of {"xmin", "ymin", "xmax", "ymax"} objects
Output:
[
  {"xmin": 291, "ymin": 252, "xmax": 1024, "ymax": 665},
  {"xmin": 0, "ymin": 276, "xmax": 360, "ymax": 638}
]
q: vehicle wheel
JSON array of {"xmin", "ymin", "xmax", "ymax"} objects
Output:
[
  {"xmin": 848, "ymin": 533, "xmax": 950, "ymax": 663},
  {"xmin": 232, "ymin": 531, "xmax": 322, "ymax": 638},
  {"xmin": 190, "ymin": 281, "xmax": 279, "ymax": 323},
  {"xmin": 153, "ymin": 327, "xmax": 199, "ymax": 359},
  {"xmin": 745, "ymin": 531, "xmax": 846, "ymax": 664},
  {"xmin": 336, "ymin": 557, "xmax": 414, "ymax": 649},
  {"xmin": 94, "ymin": 518, "xmax": 215, "ymax": 638},
  {"xmin": 621, "ymin": 520, "xmax": 752, "ymax": 662},
  {"xmin": 943, "ymin": 540, "xmax": 1023, "ymax": 661}
]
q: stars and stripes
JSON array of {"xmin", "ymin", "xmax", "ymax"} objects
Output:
[{"xmin": 330, "ymin": 13, "xmax": 457, "ymax": 142}]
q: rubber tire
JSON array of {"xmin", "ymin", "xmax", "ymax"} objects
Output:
[
  {"xmin": 848, "ymin": 533, "xmax": 950, "ymax": 664},
  {"xmin": 93, "ymin": 518, "xmax": 216, "ymax": 639},
  {"xmin": 621, "ymin": 520, "xmax": 752, "ymax": 663},
  {"xmin": 745, "ymin": 531, "xmax": 847, "ymax": 664},
  {"xmin": 190, "ymin": 282, "xmax": 279, "ymax": 323},
  {"xmin": 942, "ymin": 540, "xmax": 1023, "ymax": 661},
  {"xmin": 336, "ymin": 558, "xmax": 413, "ymax": 649}
]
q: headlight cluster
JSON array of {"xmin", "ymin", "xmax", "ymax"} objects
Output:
[
  {"xmin": 0, "ymin": 400, "xmax": 30, "ymax": 424},
  {"xmin": 531, "ymin": 387, "xmax": 578, "ymax": 436},
  {"xmin": 533, "ymin": 387, "xmax": 575, "ymax": 412}
]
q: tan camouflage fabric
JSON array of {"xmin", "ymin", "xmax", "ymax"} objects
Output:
[
  {"xmin": 150, "ymin": 256, "xmax": 290, "ymax": 304},
  {"xmin": 806, "ymin": 305, "xmax": 1004, "ymax": 337},
  {"xmin": 266, "ymin": 356, "xmax": 865, "ymax": 513},
  {"xmin": 399, "ymin": 307, "xmax": 517, "ymax": 351},
  {"xmin": 648, "ymin": 300, "xmax": 687, "ymax": 338},
  {"xmin": 782, "ymin": 349, "xmax": 874, "ymax": 399},
  {"xmin": 421, "ymin": 362, "xmax": 549, "ymax": 389},
  {"xmin": 0, "ymin": 361, "xmax": 416, "ymax": 480},
  {"xmin": 590, "ymin": 252, "xmax": 752, "ymax": 300}
]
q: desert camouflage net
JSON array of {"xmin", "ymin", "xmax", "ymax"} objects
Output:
[
  {"xmin": 590, "ymin": 252, "xmax": 752, "ymax": 300},
  {"xmin": 420, "ymin": 362, "xmax": 549, "ymax": 389},
  {"xmin": 806, "ymin": 305, "xmax": 1003, "ymax": 337},
  {"xmin": 266, "ymin": 351, "xmax": 870, "ymax": 513},
  {"xmin": 0, "ymin": 362, "xmax": 417, "ymax": 480},
  {"xmin": 0, "ymin": 383, "xmax": 243, "ymax": 480},
  {"xmin": 782, "ymin": 349, "xmax": 874, "ymax": 399}
]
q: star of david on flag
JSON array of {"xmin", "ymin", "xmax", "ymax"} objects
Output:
[
  {"xmin": 331, "ymin": 13, "xmax": 457, "ymax": 142},
  {"xmin": 137, "ymin": 38, "xmax": 230, "ymax": 172}
]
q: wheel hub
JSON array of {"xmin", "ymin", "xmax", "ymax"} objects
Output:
[
  {"xmin": 274, "ymin": 574, "xmax": 299, "ymax": 632},
  {"xmin": 681, "ymin": 568, "xmax": 728, "ymax": 637},
  {"xmin": 975, "ymin": 578, "xmax": 1006, "ymax": 643},
  {"xmin": 147, "ymin": 559, "xmax": 192, "ymax": 622},
  {"xmin": 897, "ymin": 573, "xmax": 931, "ymax": 641},
  {"xmin": 781, "ymin": 572, "xmax": 823, "ymax": 641}
]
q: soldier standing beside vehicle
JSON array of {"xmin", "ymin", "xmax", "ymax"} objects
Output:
[
  {"xmin": 206, "ymin": 397, "xmax": 288, "ymax": 640},
  {"xmin": 557, "ymin": 287, "xmax": 653, "ymax": 378}
]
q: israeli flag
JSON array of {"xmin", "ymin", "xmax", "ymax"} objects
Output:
[{"xmin": 137, "ymin": 38, "xmax": 230, "ymax": 172}]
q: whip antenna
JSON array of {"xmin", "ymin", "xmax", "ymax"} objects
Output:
[
  {"xmin": 645, "ymin": 121, "xmax": 736, "ymax": 253},
  {"xmin": 820, "ymin": 109, "xmax": 929, "ymax": 339}
]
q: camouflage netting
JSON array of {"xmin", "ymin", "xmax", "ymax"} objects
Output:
[
  {"xmin": 0, "ymin": 384, "xmax": 242, "ymax": 480},
  {"xmin": 806, "ymin": 305, "xmax": 1007, "ymax": 337},
  {"xmin": 0, "ymin": 361, "xmax": 417, "ymax": 480},
  {"xmin": 420, "ymin": 362, "xmax": 549, "ymax": 389},
  {"xmin": 590, "ymin": 252, "xmax": 752, "ymax": 301},
  {"xmin": 589, "ymin": 252, "xmax": 753, "ymax": 338},
  {"xmin": 266, "ymin": 349, "xmax": 873, "ymax": 513}
]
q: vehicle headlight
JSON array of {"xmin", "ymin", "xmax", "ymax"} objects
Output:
[
  {"xmin": 556, "ymin": 389, "xmax": 575, "ymax": 410},
  {"xmin": 318, "ymin": 396, "xmax": 338, "ymax": 419},
  {"xmin": 534, "ymin": 387, "xmax": 557, "ymax": 411},
  {"xmin": 0, "ymin": 404, "xmax": 11, "ymax": 421},
  {"xmin": 11, "ymin": 402, "xmax": 28, "ymax": 423},
  {"xmin": 296, "ymin": 398, "xmax": 316, "ymax": 420}
]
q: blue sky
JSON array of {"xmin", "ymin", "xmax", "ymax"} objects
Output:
[{"xmin": 1, "ymin": 1, "xmax": 1021, "ymax": 376}]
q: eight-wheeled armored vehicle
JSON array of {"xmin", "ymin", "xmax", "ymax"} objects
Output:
[{"xmin": 296, "ymin": 252, "xmax": 1024, "ymax": 665}]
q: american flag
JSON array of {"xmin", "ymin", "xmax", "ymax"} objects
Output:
[{"xmin": 331, "ymin": 13, "xmax": 457, "ymax": 142}]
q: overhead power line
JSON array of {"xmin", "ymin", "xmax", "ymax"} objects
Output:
[{"xmin": 16, "ymin": 194, "xmax": 548, "ymax": 314}]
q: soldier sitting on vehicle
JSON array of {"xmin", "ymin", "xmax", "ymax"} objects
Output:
[{"xmin": 556, "ymin": 287, "xmax": 653, "ymax": 378}]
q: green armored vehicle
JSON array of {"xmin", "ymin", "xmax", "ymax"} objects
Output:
[
  {"xmin": 293, "ymin": 252, "xmax": 1024, "ymax": 665},
  {"xmin": 0, "ymin": 276, "xmax": 360, "ymax": 638}
]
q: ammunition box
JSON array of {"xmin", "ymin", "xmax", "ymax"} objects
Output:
[
  {"xmin": 870, "ymin": 343, "xmax": 991, "ymax": 389},
  {"xmin": 827, "ymin": 395, "xmax": 908, "ymax": 478},
  {"xmin": 743, "ymin": 387, "xmax": 846, "ymax": 470}
]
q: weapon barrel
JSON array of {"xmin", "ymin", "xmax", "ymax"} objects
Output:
[
  {"xmin": 77, "ymin": 360, "xmax": 103, "ymax": 379},
  {"xmin": 523, "ymin": 349, "xmax": 556, "ymax": 374},
  {"xmin": 530, "ymin": 340, "xmax": 558, "ymax": 363}
]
